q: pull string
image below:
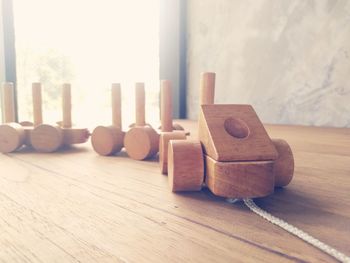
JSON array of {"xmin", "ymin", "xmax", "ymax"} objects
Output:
[{"xmin": 226, "ymin": 198, "xmax": 350, "ymax": 263}]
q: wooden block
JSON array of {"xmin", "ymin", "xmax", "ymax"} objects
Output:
[
  {"xmin": 205, "ymin": 155, "xmax": 274, "ymax": 198},
  {"xmin": 168, "ymin": 140, "xmax": 204, "ymax": 192},
  {"xmin": 198, "ymin": 104, "xmax": 278, "ymax": 162},
  {"xmin": 159, "ymin": 131, "xmax": 187, "ymax": 174},
  {"xmin": 0, "ymin": 123, "xmax": 25, "ymax": 153},
  {"xmin": 30, "ymin": 124, "xmax": 63, "ymax": 153},
  {"xmin": 272, "ymin": 139, "xmax": 294, "ymax": 187},
  {"xmin": 124, "ymin": 126, "xmax": 159, "ymax": 160},
  {"xmin": 91, "ymin": 126, "xmax": 125, "ymax": 156}
]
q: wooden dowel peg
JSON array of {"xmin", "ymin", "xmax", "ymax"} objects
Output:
[
  {"xmin": 124, "ymin": 83, "xmax": 159, "ymax": 160},
  {"xmin": 62, "ymin": 83, "xmax": 72, "ymax": 128},
  {"xmin": 135, "ymin": 82, "xmax": 146, "ymax": 127},
  {"xmin": 31, "ymin": 83, "xmax": 89, "ymax": 152},
  {"xmin": 2, "ymin": 82, "xmax": 16, "ymax": 123},
  {"xmin": 111, "ymin": 83, "xmax": 122, "ymax": 129},
  {"xmin": 161, "ymin": 80, "xmax": 173, "ymax": 132},
  {"xmin": 91, "ymin": 83, "xmax": 125, "ymax": 156},
  {"xmin": 32, "ymin": 82, "xmax": 43, "ymax": 127},
  {"xmin": 200, "ymin": 72, "xmax": 216, "ymax": 105}
]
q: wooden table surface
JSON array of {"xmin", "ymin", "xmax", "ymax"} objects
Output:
[{"xmin": 0, "ymin": 120, "xmax": 349, "ymax": 263}]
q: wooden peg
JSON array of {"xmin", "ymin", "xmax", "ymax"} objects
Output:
[
  {"xmin": 158, "ymin": 80, "xmax": 187, "ymax": 174},
  {"xmin": 31, "ymin": 83, "xmax": 89, "ymax": 152},
  {"xmin": 161, "ymin": 80, "xmax": 173, "ymax": 132},
  {"xmin": 32, "ymin": 82, "xmax": 43, "ymax": 127},
  {"xmin": 2, "ymin": 82, "xmax": 16, "ymax": 123},
  {"xmin": 200, "ymin": 72, "xmax": 216, "ymax": 105},
  {"xmin": 91, "ymin": 83, "xmax": 125, "ymax": 156},
  {"xmin": 168, "ymin": 140, "xmax": 204, "ymax": 192},
  {"xmin": 0, "ymin": 82, "xmax": 26, "ymax": 153},
  {"xmin": 124, "ymin": 83, "xmax": 159, "ymax": 160}
]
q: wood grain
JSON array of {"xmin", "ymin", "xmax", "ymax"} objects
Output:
[{"xmin": 0, "ymin": 120, "xmax": 349, "ymax": 262}]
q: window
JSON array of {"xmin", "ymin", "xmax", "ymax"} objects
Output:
[{"xmin": 12, "ymin": 0, "xmax": 160, "ymax": 128}]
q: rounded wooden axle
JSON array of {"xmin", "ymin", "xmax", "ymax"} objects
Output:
[
  {"xmin": 168, "ymin": 140, "xmax": 204, "ymax": 192},
  {"xmin": 2, "ymin": 82, "xmax": 16, "ymax": 123},
  {"xmin": 32, "ymin": 82, "xmax": 43, "ymax": 127},
  {"xmin": 62, "ymin": 83, "xmax": 72, "ymax": 128},
  {"xmin": 159, "ymin": 131, "xmax": 187, "ymax": 174},
  {"xmin": 161, "ymin": 80, "xmax": 173, "ymax": 132},
  {"xmin": 200, "ymin": 72, "xmax": 216, "ymax": 105},
  {"xmin": 111, "ymin": 83, "xmax": 122, "ymax": 129},
  {"xmin": 135, "ymin": 83, "xmax": 145, "ymax": 126}
]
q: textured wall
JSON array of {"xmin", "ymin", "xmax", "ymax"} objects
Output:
[{"xmin": 187, "ymin": 0, "xmax": 350, "ymax": 127}]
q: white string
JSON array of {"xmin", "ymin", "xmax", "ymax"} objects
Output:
[{"xmin": 226, "ymin": 198, "xmax": 350, "ymax": 263}]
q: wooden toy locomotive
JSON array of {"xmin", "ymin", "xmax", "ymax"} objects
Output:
[{"xmin": 166, "ymin": 72, "xmax": 294, "ymax": 199}]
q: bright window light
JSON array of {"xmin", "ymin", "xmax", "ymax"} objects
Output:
[{"xmin": 13, "ymin": 0, "xmax": 160, "ymax": 128}]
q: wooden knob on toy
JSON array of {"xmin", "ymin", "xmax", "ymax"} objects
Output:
[
  {"xmin": 135, "ymin": 82, "xmax": 146, "ymax": 127},
  {"xmin": 161, "ymin": 80, "xmax": 173, "ymax": 132},
  {"xmin": 91, "ymin": 83, "xmax": 125, "ymax": 156},
  {"xmin": 30, "ymin": 124, "xmax": 63, "ymax": 152},
  {"xmin": 32, "ymin": 82, "xmax": 43, "ymax": 127},
  {"xmin": 62, "ymin": 83, "xmax": 72, "ymax": 128},
  {"xmin": 272, "ymin": 139, "xmax": 294, "ymax": 187},
  {"xmin": 168, "ymin": 140, "xmax": 204, "ymax": 192},
  {"xmin": 200, "ymin": 72, "xmax": 215, "ymax": 105},
  {"xmin": 0, "ymin": 123, "xmax": 25, "ymax": 153},
  {"xmin": 159, "ymin": 131, "xmax": 187, "ymax": 174},
  {"xmin": 2, "ymin": 82, "xmax": 16, "ymax": 123}
]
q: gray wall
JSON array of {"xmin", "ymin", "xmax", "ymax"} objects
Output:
[
  {"xmin": 187, "ymin": 0, "xmax": 350, "ymax": 127},
  {"xmin": 0, "ymin": 3, "xmax": 6, "ymax": 123}
]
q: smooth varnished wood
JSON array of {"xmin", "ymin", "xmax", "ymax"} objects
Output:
[
  {"xmin": 168, "ymin": 140, "xmax": 204, "ymax": 192},
  {"xmin": 0, "ymin": 121, "xmax": 349, "ymax": 262},
  {"xmin": 205, "ymin": 155, "xmax": 274, "ymax": 198}
]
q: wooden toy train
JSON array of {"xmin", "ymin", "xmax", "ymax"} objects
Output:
[{"xmin": 0, "ymin": 72, "xmax": 294, "ymax": 199}]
